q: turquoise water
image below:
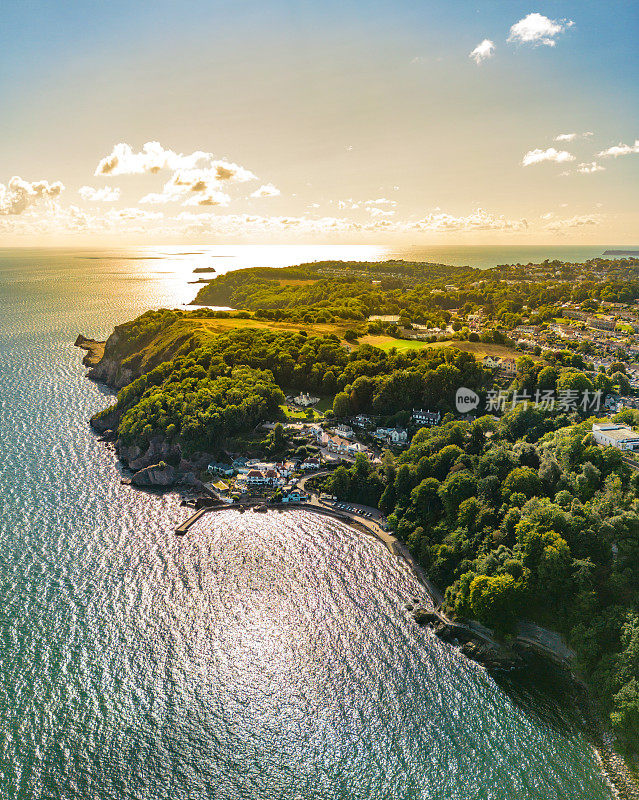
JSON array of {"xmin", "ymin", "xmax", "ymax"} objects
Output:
[{"xmin": 0, "ymin": 247, "xmax": 614, "ymax": 799}]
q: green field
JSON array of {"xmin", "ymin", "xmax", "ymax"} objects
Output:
[{"xmin": 359, "ymin": 335, "xmax": 528, "ymax": 361}]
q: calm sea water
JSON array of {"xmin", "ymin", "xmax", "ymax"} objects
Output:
[{"xmin": 0, "ymin": 246, "xmax": 614, "ymax": 799}]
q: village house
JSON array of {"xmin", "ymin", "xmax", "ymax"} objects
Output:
[
  {"xmin": 335, "ymin": 424, "xmax": 355, "ymax": 439},
  {"xmin": 326, "ymin": 435, "xmax": 353, "ymax": 454},
  {"xmin": 281, "ymin": 489, "xmax": 309, "ymax": 503},
  {"xmin": 411, "ymin": 409, "xmax": 441, "ymax": 427},
  {"xmin": 207, "ymin": 461, "xmax": 235, "ymax": 477},
  {"xmin": 373, "ymin": 427, "xmax": 408, "ymax": 445},
  {"xmin": 497, "ymin": 357, "xmax": 517, "ymax": 376},
  {"xmin": 245, "ymin": 468, "xmax": 285, "ymax": 487}
]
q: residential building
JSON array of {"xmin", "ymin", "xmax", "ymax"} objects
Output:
[
  {"xmin": 373, "ymin": 427, "xmax": 408, "ymax": 445},
  {"xmin": 245, "ymin": 468, "xmax": 284, "ymax": 486},
  {"xmin": 411, "ymin": 409, "xmax": 441, "ymax": 427},
  {"xmin": 500, "ymin": 358, "xmax": 517, "ymax": 377},
  {"xmin": 336, "ymin": 424, "xmax": 355, "ymax": 439},
  {"xmin": 282, "ymin": 489, "xmax": 308, "ymax": 503},
  {"xmin": 208, "ymin": 461, "xmax": 234, "ymax": 477},
  {"xmin": 588, "ymin": 316, "xmax": 616, "ymax": 331}
]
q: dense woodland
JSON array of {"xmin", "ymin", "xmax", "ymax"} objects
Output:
[
  {"xmin": 324, "ymin": 410, "xmax": 639, "ymax": 750},
  {"xmin": 95, "ymin": 312, "xmax": 491, "ymax": 448}
]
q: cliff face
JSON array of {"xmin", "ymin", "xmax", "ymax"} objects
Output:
[
  {"xmin": 86, "ymin": 329, "xmax": 135, "ymax": 389},
  {"xmin": 82, "ymin": 320, "xmax": 212, "ymax": 490}
]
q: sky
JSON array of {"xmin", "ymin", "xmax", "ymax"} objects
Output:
[{"xmin": 0, "ymin": 0, "xmax": 638, "ymax": 246}]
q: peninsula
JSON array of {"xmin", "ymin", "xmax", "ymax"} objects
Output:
[{"xmin": 80, "ymin": 257, "xmax": 639, "ymax": 762}]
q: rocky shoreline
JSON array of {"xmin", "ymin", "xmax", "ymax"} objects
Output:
[
  {"xmin": 74, "ymin": 334, "xmax": 105, "ymax": 367},
  {"xmin": 77, "ymin": 331, "xmax": 219, "ymax": 490},
  {"xmin": 410, "ymin": 606, "xmax": 530, "ymax": 671}
]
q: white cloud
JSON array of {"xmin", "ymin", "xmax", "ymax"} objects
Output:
[
  {"xmin": 555, "ymin": 131, "xmax": 595, "ymax": 142},
  {"xmin": 546, "ymin": 214, "xmax": 601, "ymax": 231},
  {"xmin": 0, "ymin": 176, "xmax": 64, "ymax": 215},
  {"xmin": 522, "ymin": 147, "xmax": 575, "ymax": 166},
  {"xmin": 250, "ymin": 183, "xmax": 281, "ymax": 198},
  {"xmin": 364, "ymin": 198, "xmax": 397, "ymax": 207},
  {"xmin": 577, "ymin": 161, "xmax": 605, "ymax": 174},
  {"xmin": 412, "ymin": 208, "xmax": 527, "ymax": 232},
  {"xmin": 95, "ymin": 141, "xmax": 211, "ymax": 176},
  {"xmin": 140, "ymin": 162, "xmax": 257, "ymax": 206},
  {"xmin": 367, "ymin": 207, "xmax": 395, "ymax": 217},
  {"xmin": 597, "ymin": 139, "xmax": 639, "ymax": 158},
  {"xmin": 78, "ymin": 185, "xmax": 120, "ymax": 202},
  {"xmin": 540, "ymin": 212, "xmax": 553, "ymax": 219},
  {"xmin": 469, "ymin": 39, "xmax": 495, "ymax": 64},
  {"xmin": 107, "ymin": 207, "xmax": 163, "ymax": 222},
  {"xmin": 508, "ymin": 13, "xmax": 573, "ymax": 47}
]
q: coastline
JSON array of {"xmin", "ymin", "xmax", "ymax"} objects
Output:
[{"xmin": 75, "ymin": 323, "xmax": 639, "ymax": 795}]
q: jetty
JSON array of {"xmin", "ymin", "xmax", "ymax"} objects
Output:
[{"xmin": 175, "ymin": 506, "xmax": 211, "ymax": 535}]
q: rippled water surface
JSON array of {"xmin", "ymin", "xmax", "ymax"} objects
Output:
[{"xmin": 0, "ymin": 247, "xmax": 613, "ymax": 799}]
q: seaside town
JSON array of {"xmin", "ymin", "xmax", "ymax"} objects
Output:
[
  {"xmin": 80, "ymin": 254, "xmax": 639, "ymax": 774},
  {"xmin": 193, "ymin": 292, "xmax": 639, "ymax": 507}
]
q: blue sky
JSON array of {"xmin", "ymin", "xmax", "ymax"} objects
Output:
[{"xmin": 0, "ymin": 1, "xmax": 637, "ymax": 244}]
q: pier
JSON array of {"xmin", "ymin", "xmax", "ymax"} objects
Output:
[{"xmin": 174, "ymin": 506, "xmax": 212, "ymax": 535}]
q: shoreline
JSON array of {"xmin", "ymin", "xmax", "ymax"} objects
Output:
[
  {"xmin": 76, "ymin": 325, "xmax": 639, "ymax": 795},
  {"xmin": 176, "ymin": 500, "xmax": 572, "ymax": 668}
]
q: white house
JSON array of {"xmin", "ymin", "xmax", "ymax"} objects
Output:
[
  {"xmin": 336, "ymin": 424, "xmax": 355, "ymax": 439},
  {"xmin": 592, "ymin": 423, "xmax": 639, "ymax": 451},
  {"xmin": 374, "ymin": 427, "xmax": 408, "ymax": 445},
  {"xmin": 294, "ymin": 392, "xmax": 320, "ymax": 407},
  {"xmin": 326, "ymin": 435, "xmax": 351, "ymax": 454},
  {"xmin": 245, "ymin": 468, "xmax": 284, "ymax": 486}
]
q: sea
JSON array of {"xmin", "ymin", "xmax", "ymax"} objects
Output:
[{"xmin": 0, "ymin": 244, "xmax": 621, "ymax": 799}]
